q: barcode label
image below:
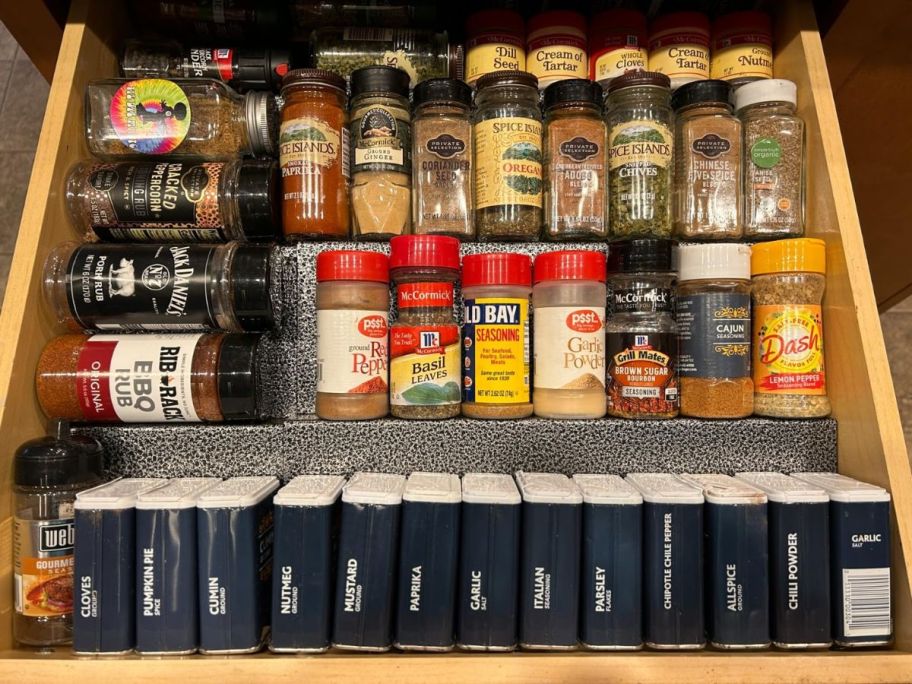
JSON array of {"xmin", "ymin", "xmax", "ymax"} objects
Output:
[
  {"xmin": 843, "ymin": 567, "xmax": 891, "ymax": 637},
  {"xmin": 343, "ymin": 28, "xmax": 394, "ymax": 42}
]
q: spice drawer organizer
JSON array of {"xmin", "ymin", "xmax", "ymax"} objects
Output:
[{"xmin": 0, "ymin": 0, "xmax": 910, "ymax": 680}]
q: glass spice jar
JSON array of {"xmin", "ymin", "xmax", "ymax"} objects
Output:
[
  {"xmin": 526, "ymin": 10, "xmax": 589, "ymax": 90},
  {"xmin": 464, "ymin": 9, "xmax": 526, "ymax": 86},
  {"xmin": 735, "ymin": 79, "xmax": 806, "ymax": 240},
  {"xmin": 350, "ymin": 66, "xmax": 413, "ymax": 240},
  {"xmin": 85, "ymin": 78, "xmax": 276, "ymax": 160},
  {"xmin": 279, "ymin": 68, "xmax": 350, "ymax": 240},
  {"xmin": 605, "ymin": 238, "xmax": 679, "ymax": 419},
  {"xmin": 671, "ymin": 79, "xmax": 742, "ymax": 240},
  {"xmin": 676, "ymin": 243, "xmax": 753, "ymax": 419},
  {"xmin": 543, "ymin": 79, "xmax": 608, "ymax": 241},
  {"xmin": 751, "ymin": 238, "xmax": 830, "ymax": 418},
  {"xmin": 710, "ymin": 11, "xmax": 774, "ymax": 86},
  {"xmin": 389, "ymin": 235, "xmax": 461, "ymax": 419},
  {"xmin": 412, "ymin": 78, "xmax": 474, "ymax": 239},
  {"xmin": 606, "ymin": 71, "xmax": 674, "ymax": 240},
  {"xmin": 589, "ymin": 9, "xmax": 648, "ymax": 88},
  {"xmin": 473, "ymin": 70, "xmax": 543, "ymax": 242},
  {"xmin": 315, "ymin": 250, "xmax": 390, "ymax": 420}
]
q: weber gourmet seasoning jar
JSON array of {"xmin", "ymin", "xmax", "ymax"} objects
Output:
[
  {"xmin": 526, "ymin": 11, "xmax": 588, "ymax": 90},
  {"xmin": 465, "ymin": 9, "xmax": 526, "ymax": 85},
  {"xmin": 648, "ymin": 12, "xmax": 711, "ymax": 90},
  {"xmin": 589, "ymin": 9, "xmax": 648, "ymax": 87},
  {"xmin": 710, "ymin": 12, "xmax": 774, "ymax": 85}
]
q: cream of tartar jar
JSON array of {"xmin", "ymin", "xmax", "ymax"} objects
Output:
[
  {"xmin": 526, "ymin": 10, "xmax": 589, "ymax": 90},
  {"xmin": 648, "ymin": 12, "xmax": 711, "ymax": 89}
]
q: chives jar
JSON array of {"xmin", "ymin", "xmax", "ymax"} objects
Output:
[
  {"xmin": 473, "ymin": 71, "xmax": 543, "ymax": 241},
  {"xmin": 465, "ymin": 9, "xmax": 526, "ymax": 86}
]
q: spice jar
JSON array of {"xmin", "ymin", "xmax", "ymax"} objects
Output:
[
  {"xmin": 751, "ymin": 238, "xmax": 830, "ymax": 418},
  {"xmin": 13, "ymin": 421, "xmax": 104, "ymax": 646},
  {"xmin": 65, "ymin": 159, "xmax": 279, "ymax": 243},
  {"xmin": 526, "ymin": 10, "xmax": 589, "ymax": 90},
  {"xmin": 43, "ymin": 241, "xmax": 276, "ymax": 332},
  {"xmin": 412, "ymin": 78, "xmax": 474, "ymax": 239},
  {"xmin": 350, "ymin": 66, "xmax": 412, "ymax": 240},
  {"xmin": 389, "ymin": 235, "xmax": 461, "ymax": 419},
  {"xmin": 462, "ymin": 253, "xmax": 532, "ymax": 420},
  {"xmin": 606, "ymin": 71, "xmax": 674, "ymax": 239},
  {"xmin": 532, "ymin": 250, "xmax": 607, "ymax": 420},
  {"xmin": 315, "ymin": 250, "xmax": 390, "ymax": 420},
  {"xmin": 36, "ymin": 333, "xmax": 261, "ymax": 423},
  {"xmin": 473, "ymin": 71, "xmax": 543, "ymax": 242},
  {"xmin": 589, "ymin": 10, "xmax": 648, "ymax": 87},
  {"xmin": 605, "ymin": 239, "xmax": 678, "ymax": 419},
  {"xmin": 279, "ymin": 68, "xmax": 350, "ymax": 240},
  {"xmin": 676, "ymin": 243, "xmax": 753, "ymax": 419},
  {"xmin": 648, "ymin": 12, "xmax": 711, "ymax": 89},
  {"xmin": 671, "ymin": 79, "xmax": 742, "ymax": 240},
  {"xmin": 710, "ymin": 11, "xmax": 773, "ymax": 85},
  {"xmin": 465, "ymin": 9, "xmax": 525, "ymax": 86},
  {"xmin": 543, "ymin": 79, "xmax": 608, "ymax": 241},
  {"xmin": 85, "ymin": 78, "xmax": 276, "ymax": 159},
  {"xmin": 735, "ymin": 79, "xmax": 805, "ymax": 240}
]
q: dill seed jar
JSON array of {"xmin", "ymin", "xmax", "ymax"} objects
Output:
[{"xmin": 464, "ymin": 9, "xmax": 526, "ymax": 86}]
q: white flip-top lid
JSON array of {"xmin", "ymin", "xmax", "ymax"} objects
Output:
[
  {"xmin": 735, "ymin": 472, "xmax": 829, "ymax": 504},
  {"xmin": 342, "ymin": 472, "xmax": 406, "ymax": 505},
  {"xmin": 678, "ymin": 474, "xmax": 768, "ymax": 505},
  {"xmin": 515, "ymin": 472, "xmax": 582, "ymax": 504},
  {"xmin": 625, "ymin": 473, "xmax": 704, "ymax": 504},
  {"xmin": 791, "ymin": 472, "xmax": 891, "ymax": 503},
  {"xmin": 274, "ymin": 475, "xmax": 346, "ymax": 506},
  {"xmin": 75, "ymin": 478, "xmax": 168, "ymax": 510},
  {"xmin": 573, "ymin": 474, "xmax": 643, "ymax": 505},
  {"xmin": 197, "ymin": 476, "xmax": 280, "ymax": 509},
  {"xmin": 462, "ymin": 473, "xmax": 521, "ymax": 505},
  {"xmin": 404, "ymin": 472, "xmax": 461, "ymax": 504},
  {"xmin": 136, "ymin": 478, "xmax": 222, "ymax": 509}
]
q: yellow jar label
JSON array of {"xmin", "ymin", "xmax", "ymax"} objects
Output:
[
  {"xmin": 466, "ymin": 42, "xmax": 526, "ymax": 84},
  {"xmin": 594, "ymin": 48, "xmax": 648, "ymax": 82},
  {"xmin": 474, "ymin": 117, "xmax": 543, "ymax": 209},
  {"xmin": 649, "ymin": 44, "xmax": 709, "ymax": 80},
  {"xmin": 527, "ymin": 44, "xmax": 587, "ymax": 83},
  {"xmin": 463, "ymin": 297, "xmax": 530, "ymax": 404},
  {"xmin": 711, "ymin": 44, "xmax": 774, "ymax": 80},
  {"xmin": 753, "ymin": 304, "xmax": 826, "ymax": 395}
]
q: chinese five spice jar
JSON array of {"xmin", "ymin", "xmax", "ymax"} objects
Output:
[
  {"xmin": 389, "ymin": 235, "xmax": 461, "ymax": 419},
  {"xmin": 532, "ymin": 250, "xmax": 607, "ymax": 420},
  {"xmin": 648, "ymin": 12, "xmax": 711, "ymax": 90},
  {"xmin": 710, "ymin": 11, "xmax": 773, "ymax": 85},
  {"xmin": 43, "ymin": 241, "xmax": 275, "ymax": 333},
  {"xmin": 526, "ymin": 10, "xmax": 589, "ymax": 90},
  {"xmin": 315, "ymin": 250, "xmax": 390, "ymax": 420},
  {"xmin": 85, "ymin": 78, "xmax": 276, "ymax": 159},
  {"xmin": 279, "ymin": 68, "xmax": 350, "ymax": 240},
  {"xmin": 751, "ymin": 238, "xmax": 831, "ymax": 418},
  {"xmin": 36, "ymin": 333, "xmax": 261, "ymax": 423},
  {"xmin": 465, "ymin": 9, "xmax": 526, "ymax": 86},
  {"xmin": 676, "ymin": 243, "xmax": 753, "ymax": 419},
  {"xmin": 65, "ymin": 159, "xmax": 279, "ymax": 243},
  {"xmin": 461, "ymin": 253, "xmax": 532, "ymax": 420}
]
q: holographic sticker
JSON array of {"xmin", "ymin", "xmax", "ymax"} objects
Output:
[{"xmin": 109, "ymin": 79, "xmax": 192, "ymax": 155}]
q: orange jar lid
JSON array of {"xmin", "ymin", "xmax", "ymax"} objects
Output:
[{"xmin": 751, "ymin": 237, "xmax": 826, "ymax": 276}]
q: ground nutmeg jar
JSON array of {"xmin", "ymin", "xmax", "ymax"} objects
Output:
[{"xmin": 710, "ymin": 11, "xmax": 774, "ymax": 85}]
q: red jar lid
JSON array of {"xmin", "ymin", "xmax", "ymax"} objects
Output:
[
  {"xmin": 712, "ymin": 11, "xmax": 772, "ymax": 41},
  {"xmin": 466, "ymin": 9, "xmax": 525, "ymax": 37},
  {"xmin": 389, "ymin": 235, "xmax": 461, "ymax": 271},
  {"xmin": 317, "ymin": 250, "xmax": 389, "ymax": 283},
  {"xmin": 528, "ymin": 10, "xmax": 586, "ymax": 35},
  {"xmin": 591, "ymin": 9, "xmax": 648, "ymax": 44},
  {"xmin": 534, "ymin": 250, "xmax": 606, "ymax": 284},
  {"xmin": 650, "ymin": 11, "xmax": 711, "ymax": 35},
  {"xmin": 462, "ymin": 253, "xmax": 532, "ymax": 288}
]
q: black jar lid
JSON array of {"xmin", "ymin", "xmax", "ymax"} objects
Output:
[
  {"xmin": 230, "ymin": 244, "xmax": 275, "ymax": 332},
  {"xmin": 543, "ymin": 79, "xmax": 603, "ymax": 111},
  {"xmin": 671, "ymin": 79, "xmax": 732, "ymax": 111},
  {"xmin": 475, "ymin": 70, "xmax": 538, "ymax": 91},
  {"xmin": 234, "ymin": 48, "xmax": 292, "ymax": 91},
  {"xmin": 14, "ymin": 421, "xmax": 104, "ymax": 488},
  {"xmin": 281, "ymin": 67, "xmax": 346, "ymax": 94},
  {"xmin": 236, "ymin": 160, "xmax": 280, "ymax": 241},
  {"xmin": 350, "ymin": 65, "xmax": 411, "ymax": 99},
  {"xmin": 217, "ymin": 334, "xmax": 261, "ymax": 421},
  {"xmin": 413, "ymin": 78, "xmax": 472, "ymax": 108},
  {"xmin": 607, "ymin": 238, "xmax": 675, "ymax": 273},
  {"xmin": 608, "ymin": 70, "xmax": 671, "ymax": 93}
]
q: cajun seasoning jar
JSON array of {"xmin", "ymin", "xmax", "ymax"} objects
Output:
[
  {"xmin": 606, "ymin": 71, "xmax": 674, "ymax": 240},
  {"xmin": 526, "ymin": 10, "xmax": 588, "ymax": 90},
  {"xmin": 543, "ymin": 79, "xmax": 608, "ymax": 241},
  {"xmin": 465, "ymin": 9, "xmax": 525, "ymax": 86},
  {"xmin": 279, "ymin": 69, "xmax": 350, "ymax": 240},
  {"xmin": 676, "ymin": 243, "xmax": 753, "ymax": 419},
  {"xmin": 532, "ymin": 250, "xmax": 607, "ymax": 420},
  {"xmin": 589, "ymin": 9, "xmax": 648, "ymax": 87},
  {"xmin": 648, "ymin": 12, "xmax": 711, "ymax": 90},
  {"xmin": 462, "ymin": 253, "xmax": 532, "ymax": 420},
  {"xmin": 85, "ymin": 78, "xmax": 276, "ymax": 159},
  {"xmin": 605, "ymin": 239, "xmax": 679, "ymax": 419},
  {"xmin": 36, "ymin": 333, "xmax": 261, "ymax": 423},
  {"xmin": 315, "ymin": 251, "xmax": 390, "ymax": 420},
  {"xmin": 389, "ymin": 235, "xmax": 461, "ymax": 419},
  {"xmin": 752, "ymin": 238, "xmax": 830, "ymax": 418},
  {"xmin": 473, "ymin": 71, "xmax": 543, "ymax": 241},
  {"xmin": 710, "ymin": 11, "xmax": 774, "ymax": 85}
]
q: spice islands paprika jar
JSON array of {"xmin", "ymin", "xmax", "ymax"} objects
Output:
[
  {"xmin": 589, "ymin": 9, "xmax": 649, "ymax": 88},
  {"xmin": 710, "ymin": 11, "xmax": 773, "ymax": 85},
  {"xmin": 526, "ymin": 10, "xmax": 589, "ymax": 90},
  {"xmin": 647, "ymin": 12, "xmax": 711, "ymax": 90},
  {"xmin": 464, "ymin": 9, "xmax": 526, "ymax": 86}
]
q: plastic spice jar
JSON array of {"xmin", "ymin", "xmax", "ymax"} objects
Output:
[
  {"xmin": 315, "ymin": 250, "xmax": 390, "ymax": 420},
  {"xmin": 85, "ymin": 78, "xmax": 276, "ymax": 159},
  {"xmin": 65, "ymin": 159, "xmax": 279, "ymax": 243},
  {"xmin": 710, "ymin": 11, "xmax": 773, "ymax": 85},
  {"xmin": 532, "ymin": 250, "xmax": 607, "ymax": 420},
  {"xmin": 36, "ymin": 333, "xmax": 261, "ymax": 423},
  {"xmin": 279, "ymin": 68, "xmax": 350, "ymax": 240},
  {"xmin": 751, "ymin": 238, "xmax": 830, "ymax": 418},
  {"xmin": 462, "ymin": 253, "xmax": 532, "ymax": 420},
  {"xmin": 605, "ymin": 239, "xmax": 678, "ymax": 419},
  {"xmin": 526, "ymin": 10, "xmax": 589, "ymax": 90},
  {"xmin": 676, "ymin": 243, "xmax": 753, "ymax": 419},
  {"xmin": 465, "ymin": 9, "xmax": 526, "ymax": 86},
  {"xmin": 589, "ymin": 9, "xmax": 648, "ymax": 87},
  {"xmin": 647, "ymin": 12, "xmax": 711, "ymax": 90},
  {"xmin": 735, "ymin": 79, "xmax": 805, "ymax": 240},
  {"xmin": 43, "ymin": 241, "xmax": 276, "ymax": 332},
  {"xmin": 389, "ymin": 235, "xmax": 461, "ymax": 419}
]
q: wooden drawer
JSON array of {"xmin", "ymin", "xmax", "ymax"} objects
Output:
[{"xmin": 0, "ymin": 0, "xmax": 910, "ymax": 680}]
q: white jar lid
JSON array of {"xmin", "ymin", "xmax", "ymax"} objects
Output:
[
  {"xmin": 733, "ymin": 78, "xmax": 797, "ymax": 111},
  {"xmin": 677, "ymin": 243, "xmax": 751, "ymax": 281}
]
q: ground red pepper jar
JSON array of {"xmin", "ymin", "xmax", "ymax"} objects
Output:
[{"xmin": 589, "ymin": 9, "xmax": 648, "ymax": 87}]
